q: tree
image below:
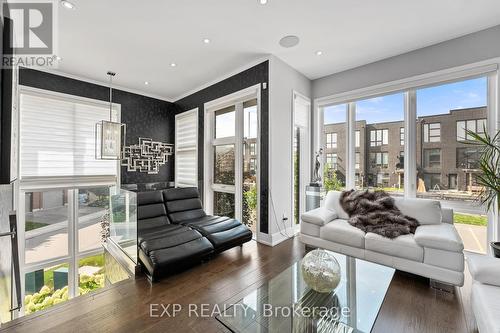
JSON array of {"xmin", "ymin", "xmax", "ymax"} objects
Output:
[{"xmin": 323, "ymin": 165, "xmax": 344, "ymax": 192}]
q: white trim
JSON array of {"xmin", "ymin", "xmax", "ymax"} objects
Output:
[
  {"xmin": 174, "ymin": 108, "xmax": 198, "ymax": 188},
  {"xmin": 346, "ymin": 102, "xmax": 356, "ymax": 189},
  {"xmin": 174, "ymin": 56, "xmax": 270, "ymax": 101},
  {"xmin": 23, "ymin": 66, "xmax": 173, "ymax": 102},
  {"xmin": 404, "ymin": 90, "xmax": 417, "ymax": 198},
  {"xmin": 203, "ymin": 84, "xmax": 262, "ymax": 238},
  {"xmin": 487, "ymin": 72, "xmax": 500, "ymax": 245},
  {"xmin": 315, "ymin": 60, "xmax": 499, "ymax": 106}
]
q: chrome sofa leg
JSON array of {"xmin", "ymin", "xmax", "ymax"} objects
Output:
[{"xmin": 430, "ymin": 279, "xmax": 455, "ymax": 294}]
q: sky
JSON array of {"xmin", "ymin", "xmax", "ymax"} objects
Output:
[
  {"xmin": 324, "ymin": 77, "xmax": 487, "ymax": 124},
  {"xmin": 215, "ymin": 105, "xmax": 257, "ymax": 138}
]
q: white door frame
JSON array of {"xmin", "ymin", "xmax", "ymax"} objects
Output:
[
  {"xmin": 203, "ymin": 84, "xmax": 261, "ymax": 234},
  {"xmin": 291, "ymin": 91, "xmax": 311, "ymax": 227}
]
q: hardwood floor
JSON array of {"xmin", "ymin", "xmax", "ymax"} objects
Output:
[{"xmin": 1, "ymin": 237, "xmax": 477, "ymax": 333}]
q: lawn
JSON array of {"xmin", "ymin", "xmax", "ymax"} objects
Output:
[
  {"xmin": 25, "ymin": 221, "xmax": 49, "ymax": 231},
  {"xmin": 454, "ymin": 213, "xmax": 488, "ymax": 226}
]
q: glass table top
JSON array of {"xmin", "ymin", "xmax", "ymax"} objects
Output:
[{"xmin": 216, "ymin": 251, "xmax": 395, "ymax": 333}]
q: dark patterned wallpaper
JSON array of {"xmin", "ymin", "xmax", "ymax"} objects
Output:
[
  {"xmin": 19, "ymin": 68, "xmax": 175, "ymax": 184},
  {"xmin": 175, "ymin": 61, "xmax": 270, "ymax": 234}
]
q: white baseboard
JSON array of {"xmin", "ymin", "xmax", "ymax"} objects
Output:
[{"xmin": 256, "ymin": 226, "xmax": 297, "ymax": 246}]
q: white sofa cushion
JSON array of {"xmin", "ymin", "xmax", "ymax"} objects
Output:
[
  {"xmin": 323, "ymin": 191, "xmax": 349, "ymax": 219},
  {"xmin": 320, "ymin": 219, "xmax": 365, "ymax": 248},
  {"xmin": 300, "ymin": 221, "xmax": 321, "ymax": 237},
  {"xmin": 301, "ymin": 207, "xmax": 337, "ymax": 226},
  {"xmin": 365, "ymin": 233, "xmax": 424, "ymax": 262},
  {"xmin": 414, "ymin": 223, "xmax": 464, "ymax": 252},
  {"xmin": 467, "ymin": 252, "xmax": 500, "ymax": 287},
  {"xmin": 424, "ymin": 248, "xmax": 464, "ymax": 272},
  {"xmin": 471, "ymin": 282, "xmax": 500, "ymax": 333},
  {"xmin": 394, "ymin": 197, "xmax": 442, "ymax": 225}
]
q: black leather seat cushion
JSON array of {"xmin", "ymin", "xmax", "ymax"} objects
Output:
[
  {"xmin": 162, "ymin": 187, "xmax": 253, "ymax": 251},
  {"xmin": 136, "ymin": 190, "xmax": 214, "ymax": 280}
]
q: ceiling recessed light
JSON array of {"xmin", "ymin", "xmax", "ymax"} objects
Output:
[
  {"xmin": 170, "ymin": 63, "xmax": 177, "ymax": 67},
  {"xmin": 260, "ymin": 0, "xmax": 268, "ymax": 4},
  {"xmin": 279, "ymin": 35, "xmax": 300, "ymax": 48},
  {"xmin": 60, "ymin": 0, "xmax": 75, "ymax": 9},
  {"xmin": 315, "ymin": 50, "xmax": 323, "ymax": 56},
  {"xmin": 203, "ymin": 38, "xmax": 211, "ymax": 44},
  {"xmin": 144, "ymin": 81, "xmax": 149, "ymax": 85}
]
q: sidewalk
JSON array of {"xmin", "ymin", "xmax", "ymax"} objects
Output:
[{"xmin": 455, "ymin": 223, "xmax": 487, "ymax": 253}]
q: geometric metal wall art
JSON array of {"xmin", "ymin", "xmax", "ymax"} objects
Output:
[{"xmin": 121, "ymin": 137, "xmax": 174, "ymax": 174}]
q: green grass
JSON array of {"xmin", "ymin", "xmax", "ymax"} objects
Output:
[
  {"xmin": 454, "ymin": 213, "xmax": 488, "ymax": 226},
  {"xmin": 25, "ymin": 221, "xmax": 49, "ymax": 231}
]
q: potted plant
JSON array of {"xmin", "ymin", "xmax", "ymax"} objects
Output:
[{"xmin": 466, "ymin": 128, "xmax": 500, "ymax": 257}]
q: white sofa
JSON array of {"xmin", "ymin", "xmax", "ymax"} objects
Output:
[
  {"xmin": 299, "ymin": 191, "xmax": 465, "ymax": 286},
  {"xmin": 467, "ymin": 252, "xmax": 500, "ymax": 333}
]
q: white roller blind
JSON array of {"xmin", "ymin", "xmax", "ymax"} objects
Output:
[
  {"xmin": 175, "ymin": 109, "xmax": 198, "ymax": 187},
  {"xmin": 20, "ymin": 91, "xmax": 118, "ymax": 180}
]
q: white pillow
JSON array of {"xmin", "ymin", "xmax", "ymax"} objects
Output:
[
  {"xmin": 301, "ymin": 207, "xmax": 337, "ymax": 226},
  {"xmin": 467, "ymin": 253, "xmax": 500, "ymax": 287},
  {"xmin": 323, "ymin": 191, "xmax": 349, "ymax": 219},
  {"xmin": 394, "ymin": 197, "xmax": 442, "ymax": 225}
]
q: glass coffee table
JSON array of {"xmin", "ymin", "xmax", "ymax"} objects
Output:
[{"xmin": 216, "ymin": 251, "xmax": 394, "ymax": 333}]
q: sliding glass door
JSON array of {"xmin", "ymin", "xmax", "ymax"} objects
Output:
[{"xmin": 207, "ymin": 90, "xmax": 259, "ymax": 234}]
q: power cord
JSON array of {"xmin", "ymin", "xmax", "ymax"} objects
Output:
[{"xmin": 269, "ymin": 188, "xmax": 293, "ymax": 239}]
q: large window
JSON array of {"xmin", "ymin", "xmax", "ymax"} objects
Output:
[
  {"xmin": 423, "ymin": 123, "xmax": 441, "ymax": 142},
  {"xmin": 326, "ymin": 153, "xmax": 338, "ymax": 169},
  {"xmin": 457, "ymin": 119, "xmax": 486, "ymax": 141},
  {"xmin": 19, "ymin": 89, "xmax": 123, "ymax": 316},
  {"xmin": 175, "ymin": 109, "xmax": 198, "ymax": 187},
  {"xmin": 356, "ymin": 93, "xmax": 404, "ymax": 191},
  {"xmin": 326, "ymin": 133, "xmax": 337, "ymax": 149},
  {"xmin": 370, "ymin": 129, "xmax": 389, "ymax": 146},
  {"xmin": 423, "ymin": 148, "xmax": 441, "ymax": 168},
  {"xmin": 416, "ymin": 77, "xmax": 488, "ymax": 253},
  {"xmin": 319, "ymin": 75, "xmax": 490, "ymax": 253}
]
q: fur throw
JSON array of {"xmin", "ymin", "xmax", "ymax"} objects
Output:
[{"xmin": 339, "ymin": 189, "xmax": 419, "ymax": 239}]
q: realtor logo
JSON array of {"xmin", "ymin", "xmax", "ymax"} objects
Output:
[{"xmin": 2, "ymin": 0, "xmax": 58, "ymax": 67}]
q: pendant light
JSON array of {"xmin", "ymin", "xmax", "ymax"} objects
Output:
[{"xmin": 95, "ymin": 71, "xmax": 126, "ymax": 160}]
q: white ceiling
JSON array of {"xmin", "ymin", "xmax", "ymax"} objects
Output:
[{"xmin": 56, "ymin": 0, "xmax": 500, "ymax": 101}]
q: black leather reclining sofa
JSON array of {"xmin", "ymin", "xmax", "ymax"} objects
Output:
[{"xmin": 137, "ymin": 187, "xmax": 253, "ymax": 281}]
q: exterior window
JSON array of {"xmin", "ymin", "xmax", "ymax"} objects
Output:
[
  {"xmin": 400, "ymin": 127, "xmax": 404, "ymax": 146},
  {"xmin": 326, "ymin": 153, "xmax": 338, "ymax": 169},
  {"xmin": 424, "ymin": 173, "xmax": 441, "ymax": 191},
  {"xmin": 370, "ymin": 129, "xmax": 388, "ymax": 146},
  {"xmin": 355, "ymin": 152, "xmax": 360, "ymax": 170},
  {"xmin": 376, "ymin": 172, "xmax": 390, "ymax": 187},
  {"xmin": 369, "ymin": 152, "xmax": 388, "ymax": 168},
  {"xmin": 457, "ymin": 119, "xmax": 486, "ymax": 141},
  {"xmin": 355, "ymin": 130, "xmax": 360, "ymax": 148},
  {"xmin": 423, "ymin": 148, "xmax": 441, "ymax": 168},
  {"xmin": 448, "ymin": 174, "xmax": 458, "ymax": 190},
  {"xmin": 326, "ymin": 133, "xmax": 337, "ymax": 149},
  {"xmin": 456, "ymin": 147, "xmax": 480, "ymax": 169},
  {"xmin": 423, "ymin": 123, "xmax": 441, "ymax": 142},
  {"xmin": 249, "ymin": 158, "xmax": 256, "ymax": 172},
  {"xmin": 249, "ymin": 142, "xmax": 256, "ymax": 155}
]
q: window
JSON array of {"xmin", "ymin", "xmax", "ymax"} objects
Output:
[
  {"xmin": 400, "ymin": 127, "xmax": 404, "ymax": 146},
  {"xmin": 355, "ymin": 152, "xmax": 360, "ymax": 170},
  {"xmin": 369, "ymin": 152, "xmax": 389, "ymax": 168},
  {"xmin": 326, "ymin": 132, "xmax": 337, "ymax": 149},
  {"xmin": 423, "ymin": 148, "xmax": 441, "ymax": 168},
  {"xmin": 448, "ymin": 174, "xmax": 458, "ymax": 190},
  {"xmin": 370, "ymin": 129, "xmax": 389, "ymax": 146},
  {"xmin": 175, "ymin": 109, "xmax": 198, "ymax": 187},
  {"xmin": 326, "ymin": 153, "xmax": 338, "ymax": 169},
  {"xmin": 376, "ymin": 173, "xmax": 390, "ymax": 187},
  {"xmin": 423, "ymin": 122, "xmax": 441, "ymax": 142},
  {"xmin": 215, "ymin": 105, "xmax": 235, "ymax": 138},
  {"xmin": 457, "ymin": 119, "xmax": 487, "ymax": 141},
  {"xmin": 249, "ymin": 142, "xmax": 256, "ymax": 155},
  {"xmin": 214, "ymin": 145, "xmax": 235, "ymax": 185},
  {"xmin": 20, "ymin": 91, "xmax": 118, "ymax": 179},
  {"xmin": 424, "ymin": 174, "xmax": 441, "ymax": 191},
  {"xmin": 355, "ymin": 130, "xmax": 360, "ymax": 148},
  {"xmin": 456, "ymin": 147, "xmax": 481, "ymax": 169}
]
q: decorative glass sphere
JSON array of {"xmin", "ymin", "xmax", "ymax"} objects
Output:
[{"xmin": 301, "ymin": 249, "xmax": 341, "ymax": 293}]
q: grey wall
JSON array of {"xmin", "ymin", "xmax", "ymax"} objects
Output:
[{"xmin": 312, "ymin": 24, "xmax": 500, "ymax": 99}]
